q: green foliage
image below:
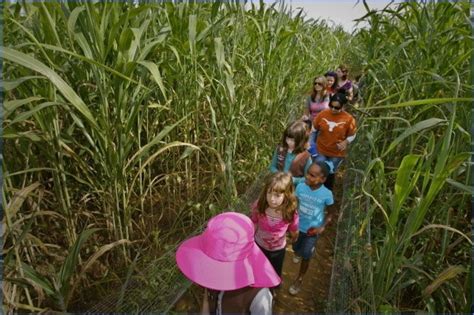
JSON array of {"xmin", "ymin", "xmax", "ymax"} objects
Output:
[
  {"xmin": 342, "ymin": 1, "xmax": 472, "ymax": 312},
  {"xmin": 3, "ymin": 0, "xmax": 347, "ymax": 311}
]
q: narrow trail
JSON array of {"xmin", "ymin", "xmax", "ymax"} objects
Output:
[
  {"xmin": 273, "ymin": 172, "xmax": 343, "ymax": 313},
  {"xmin": 174, "ymin": 172, "xmax": 343, "ymax": 313}
]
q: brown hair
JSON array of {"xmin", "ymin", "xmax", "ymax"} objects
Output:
[
  {"xmin": 337, "ymin": 64, "xmax": 349, "ymax": 81},
  {"xmin": 280, "ymin": 121, "xmax": 308, "ymax": 154},
  {"xmin": 310, "ymin": 76, "xmax": 328, "ymax": 102},
  {"xmin": 256, "ymin": 172, "xmax": 297, "ymax": 222}
]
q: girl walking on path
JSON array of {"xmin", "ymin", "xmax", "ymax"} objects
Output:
[
  {"xmin": 325, "ymin": 71, "xmax": 337, "ymax": 97},
  {"xmin": 302, "ymin": 76, "xmax": 331, "ymax": 160},
  {"xmin": 335, "ymin": 64, "xmax": 353, "ymax": 101},
  {"xmin": 303, "ymin": 76, "xmax": 330, "ymax": 122},
  {"xmin": 176, "ymin": 212, "xmax": 280, "ymax": 314},
  {"xmin": 312, "ymin": 92, "xmax": 357, "ymax": 190},
  {"xmin": 269, "ymin": 121, "xmax": 312, "ymax": 186},
  {"xmin": 289, "ymin": 161, "xmax": 335, "ymax": 296},
  {"xmin": 250, "ymin": 172, "xmax": 299, "ymax": 281}
]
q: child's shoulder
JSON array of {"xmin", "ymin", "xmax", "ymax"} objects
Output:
[
  {"xmin": 295, "ymin": 181, "xmax": 308, "ymax": 190},
  {"xmin": 319, "ymin": 185, "xmax": 334, "ymax": 198}
]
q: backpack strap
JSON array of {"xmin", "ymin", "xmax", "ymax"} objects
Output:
[{"xmin": 276, "ymin": 145, "xmax": 287, "ymax": 172}]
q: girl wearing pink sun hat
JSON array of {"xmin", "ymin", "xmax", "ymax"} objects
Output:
[{"xmin": 176, "ymin": 212, "xmax": 280, "ymax": 314}]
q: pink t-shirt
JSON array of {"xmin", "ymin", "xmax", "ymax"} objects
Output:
[
  {"xmin": 307, "ymin": 95, "xmax": 330, "ymax": 120},
  {"xmin": 250, "ymin": 202, "xmax": 299, "ymax": 251}
]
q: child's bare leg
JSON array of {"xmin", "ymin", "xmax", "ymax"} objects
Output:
[
  {"xmin": 297, "ymin": 259, "xmax": 310, "ymax": 280},
  {"xmin": 289, "ymin": 260, "xmax": 309, "ymax": 295}
]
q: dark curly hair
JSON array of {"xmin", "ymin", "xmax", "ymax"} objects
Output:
[{"xmin": 330, "ymin": 92, "xmax": 348, "ymax": 106}]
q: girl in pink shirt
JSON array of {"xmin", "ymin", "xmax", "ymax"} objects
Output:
[
  {"xmin": 303, "ymin": 76, "xmax": 330, "ymax": 121},
  {"xmin": 251, "ymin": 172, "xmax": 299, "ymax": 281},
  {"xmin": 302, "ymin": 76, "xmax": 330, "ymax": 160}
]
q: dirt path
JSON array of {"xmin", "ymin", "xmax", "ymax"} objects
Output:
[
  {"xmin": 174, "ymin": 174, "xmax": 343, "ymax": 313},
  {"xmin": 273, "ymin": 174, "xmax": 342, "ymax": 313}
]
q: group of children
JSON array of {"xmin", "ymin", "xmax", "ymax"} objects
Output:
[{"xmin": 176, "ymin": 65, "xmax": 358, "ymax": 314}]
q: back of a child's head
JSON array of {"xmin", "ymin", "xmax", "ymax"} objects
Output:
[
  {"xmin": 257, "ymin": 172, "xmax": 297, "ymax": 222},
  {"xmin": 281, "ymin": 121, "xmax": 308, "ymax": 153}
]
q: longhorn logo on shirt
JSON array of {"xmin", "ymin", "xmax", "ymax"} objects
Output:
[{"xmin": 322, "ymin": 118, "xmax": 346, "ymax": 132}]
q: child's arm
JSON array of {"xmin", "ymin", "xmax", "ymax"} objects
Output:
[
  {"xmin": 289, "ymin": 230, "xmax": 299, "ymax": 243},
  {"xmin": 306, "ymin": 226, "xmax": 325, "ymax": 236},
  {"xmin": 250, "ymin": 200, "xmax": 259, "ymax": 224},
  {"xmin": 269, "ymin": 148, "xmax": 279, "ymax": 173},
  {"xmin": 288, "ymin": 211, "xmax": 299, "ymax": 243},
  {"xmin": 307, "ymin": 204, "xmax": 335, "ymax": 236},
  {"xmin": 324, "ymin": 204, "xmax": 336, "ymax": 226}
]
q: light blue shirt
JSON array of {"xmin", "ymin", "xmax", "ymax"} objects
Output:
[
  {"xmin": 295, "ymin": 182, "xmax": 334, "ymax": 232},
  {"xmin": 269, "ymin": 149, "xmax": 312, "ymax": 186}
]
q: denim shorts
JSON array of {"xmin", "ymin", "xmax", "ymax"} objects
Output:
[
  {"xmin": 314, "ymin": 154, "xmax": 344, "ymax": 174},
  {"xmin": 292, "ymin": 231, "xmax": 319, "ymax": 260},
  {"xmin": 308, "ymin": 131, "xmax": 319, "ymax": 158}
]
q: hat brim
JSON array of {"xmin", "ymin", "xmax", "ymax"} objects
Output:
[{"xmin": 176, "ymin": 235, "xmax": 281, "ymax": 291}]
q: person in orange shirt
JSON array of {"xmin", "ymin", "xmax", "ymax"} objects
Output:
[{"xmin": 312, "ymin": 92, "xmax": 356, "ymax": 190}]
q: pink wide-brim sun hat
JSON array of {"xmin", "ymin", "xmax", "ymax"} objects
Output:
[{"xmin": 175, "ymin": 212, "xmax": 281, "ymax": 291}]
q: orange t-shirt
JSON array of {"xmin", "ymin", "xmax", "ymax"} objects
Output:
[{"xmin": 313, "ymin": 109, "xmax": 356, "ymax": 157}]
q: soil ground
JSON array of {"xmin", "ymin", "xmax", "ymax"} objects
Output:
[
  {"xmin": 273, "ymin": 173, "xmax": 342, "ymax": 313},
  {"xmin": 174, "ymin": 174, "xmax": 343, "ymax": 313}
]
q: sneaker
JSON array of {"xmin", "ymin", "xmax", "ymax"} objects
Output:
[
  {"xmin": 292, "ymin": 255, "xmax": 301, "ymax": 264},
  {"xmin": 288, "ymin": 279, "xmax": 302, "ymax": 295}
]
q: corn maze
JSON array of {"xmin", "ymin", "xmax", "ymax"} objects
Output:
[{"xmin": 3, "ymin": 1, "xmax": 472, "ymax": 313}]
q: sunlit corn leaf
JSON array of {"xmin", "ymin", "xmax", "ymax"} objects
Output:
[{"xmin": 423, "ymin": 265, "xmax": 466, "ymax": 297}]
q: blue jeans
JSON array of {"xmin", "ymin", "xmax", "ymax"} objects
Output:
[
  {"xmin": 308, "ymin": 131, "xmax": 319, "ymax": 158},
  {"xmin": 292, "ymin": 232, "xmax": 319, "ymax": 260},
  {"xmin": 313, "ymin": 154, "xmax": 344, "ymax": 174}
]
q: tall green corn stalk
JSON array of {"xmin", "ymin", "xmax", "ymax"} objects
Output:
[
  {"xmin": 3, "ymin": 0, "xmax": 349, "ymax": 311},
  {"xmin": 342, "ymin": 1, "xmax": 472, "ymax": 312}
]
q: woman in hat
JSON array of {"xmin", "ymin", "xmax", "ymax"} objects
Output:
[{"xmin": 175, "ymin": 212, "xmax": 280, "ymax": 314}]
